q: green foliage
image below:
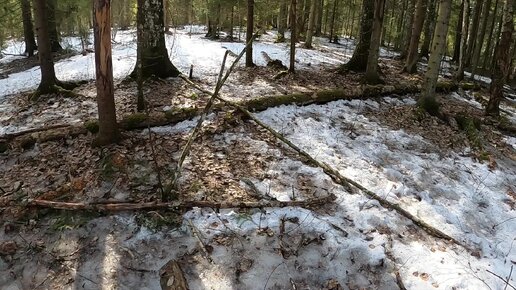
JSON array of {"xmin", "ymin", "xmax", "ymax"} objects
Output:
[{"xmin": 84, "ymin": 120, "xmax": 99, "ymax": 134}]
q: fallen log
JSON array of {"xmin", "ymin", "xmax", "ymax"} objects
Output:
[
  {"xmin": 26, "ymin": 194, "xmax": 336, "ymax": 211},
  {"xmin": 0, "ymin": 81, "xmax": 480, "ymax": 151}
]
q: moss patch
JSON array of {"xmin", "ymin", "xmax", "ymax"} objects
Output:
[
  {"xmin": 122, "ymin": 113, "xmax": 148, "ymax": 129},
  {"xmin": 84, "ymin": 120, "xmax": 99, "ymax": 134}
]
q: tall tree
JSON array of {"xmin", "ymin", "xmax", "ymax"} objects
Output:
[
  {"xmin": 93, "ymin": 0, "xmax": 119, "ymax": 145},
  {"xmin": 471, "ymin": 0, "xmax": 493, "ymax": 78},
  {"xmin": 486, "ymin": 0, "xmax": 514, "ymax": 116},
  {"xmin": 465, "ymin": 0, "xmax": 484, "ymax": 67},
  {"xmin": 420, "ymin": 0, "xmax": 452, "ymax": 112},
  {"xmin": 338, "ymin": 0, "xmax": 374, "ymax": 72},
  {"xmin": 419, "ymin": 0, "xmax": 437, "ymax": 59},
  {"xmin": 400, "ymin": 0, "xmax": 416, "ymax": 59},
  {"xmin": 452, "ymin": 0, "xmax": 465, "ymax": 62},
  {"xmin": 456, "ymin": 0, "xmax": 470, "ymax": 81},
  {"xmin": 364, "ymin": 0, "xmax": 386, "ymax": 84},
  {"xmin": 403, "ymin": 0, "xmax": 427, "ymax": 73},
  {"xmin": 482, "ymin": 0, "xmax": 500, "ymax": 69},
  {"xmin": 304, "ymin": 0, "xmax": 318, "ymax": 48},
  {"xmin": 47, "ymin": 0, "xmax": 62, "ymax": 52},
  {"xmin": 132, "ymin": 0, "xmax": 179, "ymax": 79},
  {"xmin": 290, "ymin": 0, "xmax": 297, "ymax": 72},
  {"xmin": 20, "ymin": 0, "xmax": 37, "ymax": 57},
  {"xmin": 246, "ymin": 0, "xmax": 255, "ymax": 67},
  {"xmin": 278, "ymin": 0, "xmax": 288, "ymax": 41}
]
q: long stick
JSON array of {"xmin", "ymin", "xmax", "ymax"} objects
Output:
[{"xmin": 26, "ymin": 194, "xmax": 335, "ymax": 211}]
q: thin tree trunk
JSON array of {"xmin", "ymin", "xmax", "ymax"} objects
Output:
[
  {"xmin": 364, "ymin": 0, "xmax": 386, "ymax": 84},
  {"xmin": 339, "ymin": 0, "xmax": 374, "ymax": 72},
  {"xmin": 47, "ymin": 0, "xmax": 62, "ymax": 52},
  {"xmin": 328, "ymin": 0, "xmax": 339, "ymax": 42},
  {"xmin": 403, "ymin": 0, "xmax": 427, "ymax": 73},
  {"xmin": 420, "ymin": 0, "xmax": 452, "ymax": 104},
  {"xmin": 246, "ymin": 0, "xmax": 255, "ymax": 67},
  {"xmin": 21, "ymin": 0, "xmax": 37, "ymax": 57},
  {"xmin": 482, "ymin": 0, "xmax": 500, "ymax": 69},
  {"xmin": 315, "ymin": 0, "xmax": 324, "ymax": 36},
  {"xmin": 278, "ymin": 0, "xmax": 288, "ymax": 41},
  {"xmin": 452, "ymin": 0, "xmax": 465, "ymax": 62},
  {"xmin": 93, "ymin": 0, "xmax": 120, "ymax": 145},
  {"xmin": 466, "ymin": 0, "xmax": 485, "ymax": 67},
  {"xmin": 290, "ymin": 0, "xmax": 297, "ymax": 72},
  {"xmin": 486, "ymin": 0, "xmax": 514, "ymax": 116},
  {"xmin": 420, "ymin": 0, "xmax": 437, "ymax": 59},
  {"xmin": 34, "ymin": 0, "xmax": 58, "ymax": 95},
  {"xmin": 456, "ymin": 0, "xmax": 470, "ymax": 81},
  {"xmin": 132, "ymin": 0, "xmax": 179, "ymax": 79},
  {"xmin": 400, "ymin": 0, "xmax": 416, "ymax": 59},
  {"xmin": 304, "ymin": 0, "xmax": 317, "ymax": 47},
  {"xmin": 471, "ymin": 0, "xmax": 493, "ymax": 78}
]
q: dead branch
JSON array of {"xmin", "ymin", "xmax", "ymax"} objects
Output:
[
  {"xmin": 486, "ymin": 268, "xmax": 516, "ymax": 290},
  {"xmin": 187, "ymin": 219, "xmax": 213, "ymax": 263},
  {"xmin": 181, "ymin": 77, "xmax": 471, "ymax": 251},
  {"xmin": 26, "ymin": 194, "xmax": 335, "ymax": 212}
]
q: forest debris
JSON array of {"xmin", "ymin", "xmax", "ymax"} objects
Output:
[
  {"xmin": 261, "ymin": 51, "xmax": 287, "ymax": 70},
  {"xmin": 0, "ymin": 240, "xmax": 17, "ymax": 256},
  {"xmin": 159, "ymin": 260, "xmax": 189, "ymax": 290},
  {"xmin": 188, "ymin": 219, "xmax": 213, "ymax": 263},
  {"xmin": 26, "ymin": 194, "xmax": 336, "ymax": 212}
]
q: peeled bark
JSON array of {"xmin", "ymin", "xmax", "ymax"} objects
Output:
[
  {"xmin": 486, "ymin": 0, "xmax": 514, "ymax": 116},
  {"xmin": 93, "ymin": 0, "xmax": 120, "ymax": 145},
  {"xmin": 339, "ymin": 0, "xmax": 374, "ymax": 72},
  {"xmin": 246, "ymin": 0, "xmax": 255, "ymax": 67},
  {"xmin": 132, "ymin": 0, "xmax": 179, "ymax": 79},
  {"xmin": 403, "ymin": 0, "xmax": 427, "ymax": 73},
  {"xmin": 21, "ymin": 0, "xmax": 37, "ymax": 57},
  {"xmin": 364, "ymin": 0, "xmax": 386, "ymax": 84},
  {"xmin": 420, "ymin": 0, "xmax": 452, "ymax": 102}
]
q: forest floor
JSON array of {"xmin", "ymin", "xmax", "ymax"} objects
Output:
[{"xmin": 0, "ymin": 26, "xmax": 515, "ymax": 290}]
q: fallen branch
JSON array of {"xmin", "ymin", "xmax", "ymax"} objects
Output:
[
  {"xmin": 486, "ymin": 268, "xmax": 516, "ymax": 290},
  {"xmin": 181, "ymin": 77, "xmax": 470, "ymax": 250},
  {"xmin": 26, "ymin": 194, "xmax": 335, "ymax": 211}
]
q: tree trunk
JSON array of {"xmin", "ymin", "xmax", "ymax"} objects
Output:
[
  {"xmin": 419, "ymin": 0, "xmax": 437, "ymax": 59},
  {"xmin": 486, "ymin": 0, "xmax": 514, "ymax": 116},
  {"xmin": 465, "ymin": 0, "xmax": 484, "ymax": 67},
  {"xmin": 47, "ymin": 0, "xmax": 62, "ymax": 52},
  {"xmin": 471, "ymin": 0, "xmax": 492, "ymax": 78},
  {"xmin": 455, "ymin": 0, "xmax": 470, "ymax": 81},
  {"xmin": 400, "ymin": 0, "xmax": 416, "ymax": 59},
  {"xmin": 132, "ymin": 0, "xmax": 179, "ymax": 79},
  {"xmin": 278, "ymin": 0, "xmax": 288, "ymax": 41},
  {"xmin": 364, "ymin": 0, "xmax": 386, "ymax": 84},
  {"xmin": 482, "ymin": 0, "xmax": 500, "ymax": 69},
  {"xmin": 290, "ymin": 0, "xmax": 297, "ymax": 72},
  {"xmin": 297, "ymin": 0, "xmax": 306, "ymax": 40},
  {"xmin": 403, "ymin": 0, "xmax": 427, "ymax": 73},
  {"xmin": 315, "ymin": 0, "xmax": 324, "ymax": 36},
  {"xmin": 21, "ymin": 0, "xmax": 37, "ymax": 57},
  {"xmin": 246, "ymin": 0, "xmax": 255, "ymax": 67},
  {"xmin": 164, "ymin": 0, "xmax": 170, "ymax": 32},
  {"xmin": 339, "ymin": 0, "xmax": 374, "ymax": 72},
  {"xmin": 420, "ymin": 0, "xmax": 452, "ymax": 105},
  {"xmin": 328, "ymin": 0, "xmax": 339, "ymax": 42},
  {"xmin": 93, "ymin": 0, "xmax": 120, "ymax": 145},
  {"xmin": 304, "ymin": 0, "xmax": 318, "ymax": 48},
  {"xmin": 34, "ymin": 0, "xmax": 59, "ymax": 94},
  {"xmin": 452, "ymin": 0, "xmax": 465, "ymax": 62}
]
